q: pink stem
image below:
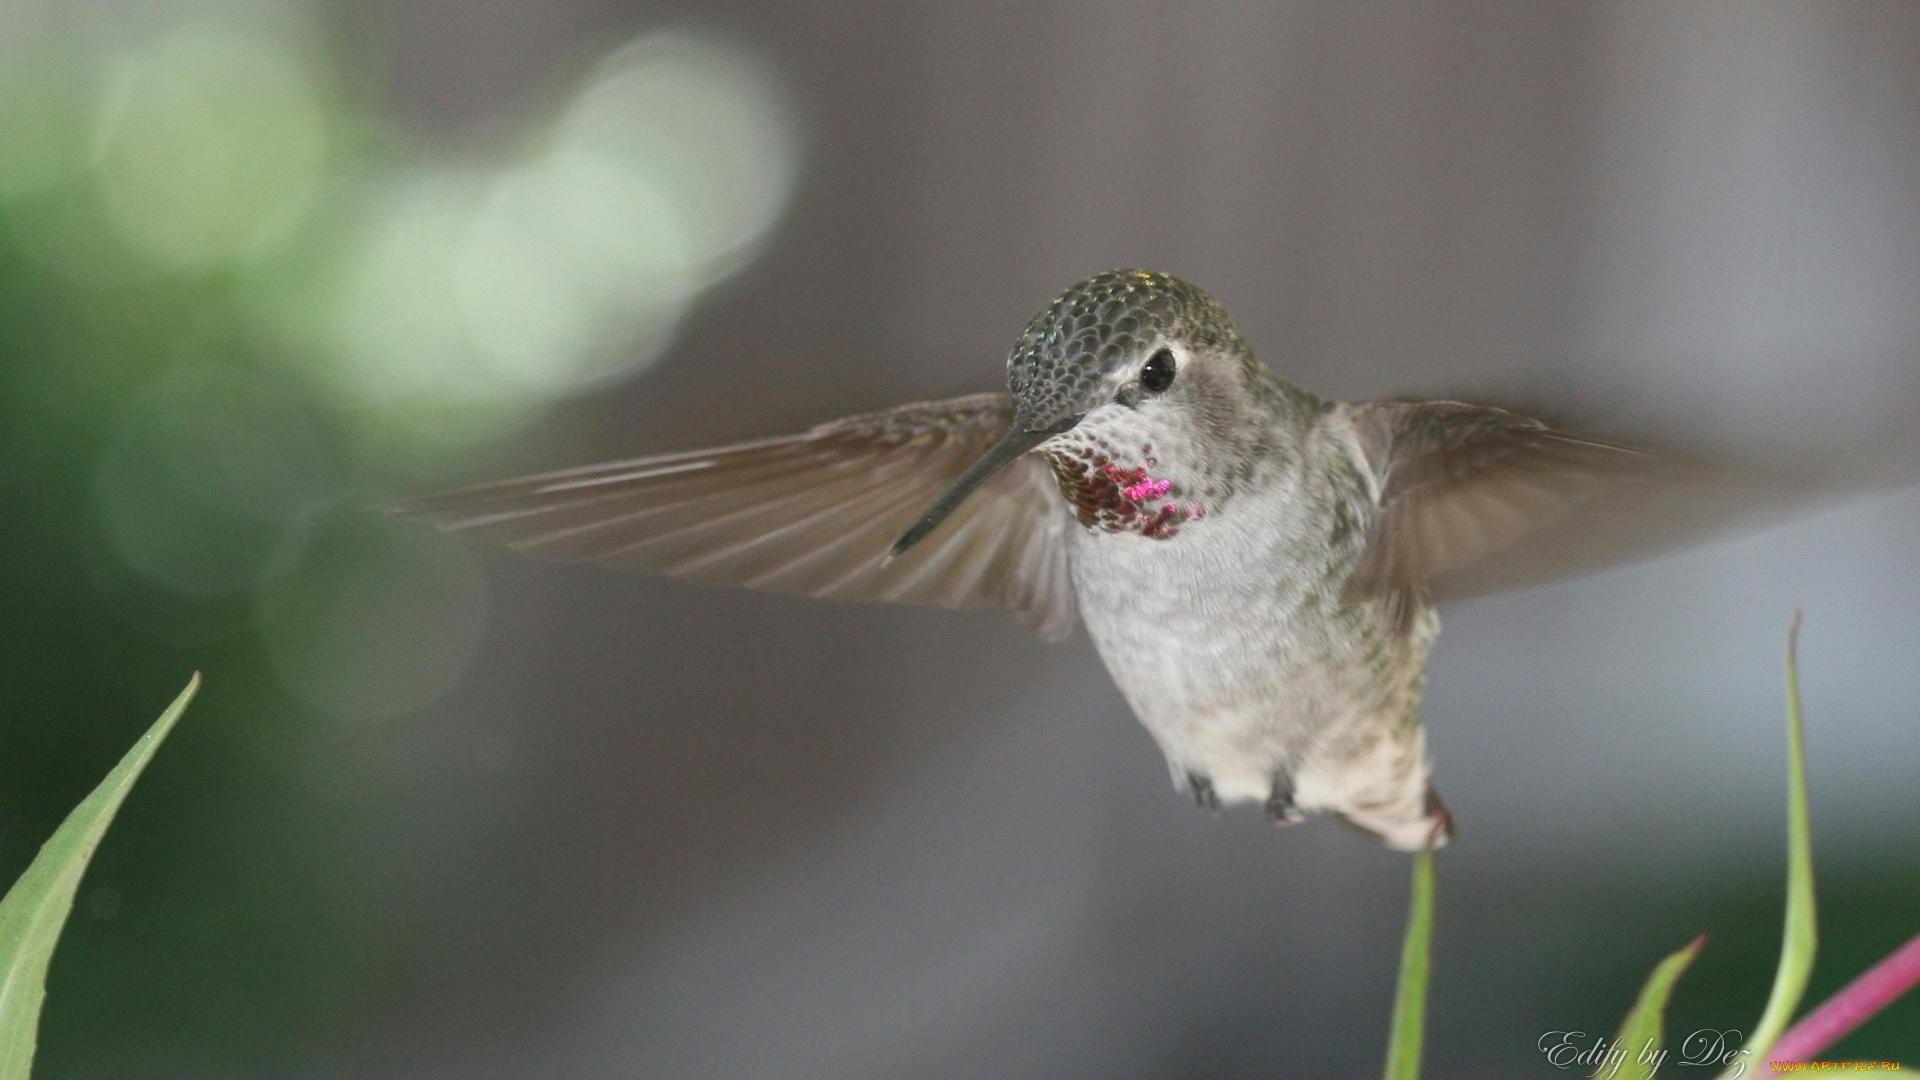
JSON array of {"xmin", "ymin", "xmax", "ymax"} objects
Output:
[{"xmin": 1761, "ymin": 930, "xmax": 1920, "ymax": 1070}]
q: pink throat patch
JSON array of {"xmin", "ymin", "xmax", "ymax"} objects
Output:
[
  {"xmin": 1042, "ymin": 452, "xmax": 1204, "ymax": 539},
  {"xmin": 1121, "ymin": 474, "xmax": 1171, "ymax": 503}
]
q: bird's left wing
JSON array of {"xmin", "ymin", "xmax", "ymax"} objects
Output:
[
  {"xmin": 388, "ymin": 392, "xmax": 1079, "ymax": 640},
  {"xmin": 1339, "ymin": 400, "xmax": 1689, "ymax": 602}
]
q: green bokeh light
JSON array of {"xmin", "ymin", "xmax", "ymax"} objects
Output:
[
  {"xmin": 0, "ymin": 15, "xmax": 804, "ymax": 1067},
  {"xmin": 291, "ymin": 31, "xmax": 799, "ymax": 459},
  {"xmin": 456, "ymin": 152, "xmax": 693, "ymax": 395},
  {"xmin": 558, "ymin": 33, "xmax": 799, "ymax": 280},
  {"xmin": 91, "ymin": 362, "xmax": 330, "ymax": 598},
  {"xmin": 92, "ymin": 26, "xmax": 328, "ymax": 271},
  {"xmin": 0, "ymin": 9, "xmax": 96, "ymax": 200},
  {"xmin": 255, "ymin": 514, "xmax": 489, "ymax": 722}
]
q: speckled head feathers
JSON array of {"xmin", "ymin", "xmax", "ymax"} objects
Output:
[{"xmin": 1005, "ymin": 270, "xmax": 1243, "ymax": 430}]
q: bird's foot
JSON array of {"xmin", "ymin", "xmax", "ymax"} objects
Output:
[
  {"xmin": 1185, "ymin": 772, "xmax": 1222, "ymax": 815},
  {"xmin": 1423, "ymin": 784, "xmax": 1455, "ymax": 846},
  {"xmin": 1265, "ymin": 773, "xmax": 1306, "ymax": 826}
]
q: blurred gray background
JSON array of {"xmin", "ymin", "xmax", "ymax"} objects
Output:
[{"xmin": 3, "ymin": 1, "xmax": 1917, "ymax": 1077}]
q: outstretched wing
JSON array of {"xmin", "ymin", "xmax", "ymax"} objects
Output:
[
  {"xmin": 1339, "ymin": 400, "xmax": 1781, "ymax": 603},
  {"xmin": 388, "ymin": 393, "xmax": 1079, "ymax": 639}
]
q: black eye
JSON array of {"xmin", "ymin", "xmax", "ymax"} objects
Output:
[{"xmin": 1140, "ymin": 348, "xmax": 1176, "ymax": 393}]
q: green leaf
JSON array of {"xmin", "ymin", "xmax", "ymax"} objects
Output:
[
  {"xmin": 1382, "ymin": 844, "xmax": 1435, "ymax": 1080},
  {"xmin": 1611, "ymin": 935, "xmax": 1706, "ymax": 1080},
  {"xmin": 0, "ymin": 674, "xmax": 198, "ymax": 1080},
  {"xmin": 1717, "ymin": 616, "xmax": 1818, "ymax": 1080}
]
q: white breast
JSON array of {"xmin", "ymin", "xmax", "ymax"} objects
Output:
[{"xmin": 1065, "ymin": 439, "xmax": 1437, "ymax": 818}]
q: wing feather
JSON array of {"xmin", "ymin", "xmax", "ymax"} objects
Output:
[
  {"xmin": 1342, "ymin": 401, "xmax": 1667, "ymax": 600},
  {"xmin": 388, "ymin": 392, "xmax": 1079, "ymax": 638}
]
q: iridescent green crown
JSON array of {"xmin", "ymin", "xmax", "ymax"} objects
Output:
[{"xmin": 1006, "ymin": 270, "xmax": 1239, "ymax": 427}]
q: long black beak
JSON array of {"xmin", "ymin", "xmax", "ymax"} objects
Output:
[{"xmin": 889, "ymin": 416, "xmax": 1077, "ymax": 556}]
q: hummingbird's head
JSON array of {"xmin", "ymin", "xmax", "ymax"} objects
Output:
[
  {"xmin": 1003, "ymin": 269, "xmax": 1248, "ymax": 431},
  {"xmin": 891, "ymin": 270, "xmax": 1256, "ymax": 554}
]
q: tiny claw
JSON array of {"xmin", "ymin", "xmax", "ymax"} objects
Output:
[
  {"xmin": 1186, "ymin": 772, "xmax": 1222, "ymax": 815},
  {"xmin": 1265, "ymin": 772, "xmax": 1306, "ymax": 826},
  {"xmin": 1423, "ymin": 784, "xmax": 1455, "ymax": 847}
]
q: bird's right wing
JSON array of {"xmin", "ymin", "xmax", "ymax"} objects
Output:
[{"xmin": 387, "ymin": 393, "xmax": 1080, "ymax": 640}]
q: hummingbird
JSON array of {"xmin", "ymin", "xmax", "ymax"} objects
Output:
[{"xmin": 393, "ymin": 269, "xmax": 1693, "ymax": 851}]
